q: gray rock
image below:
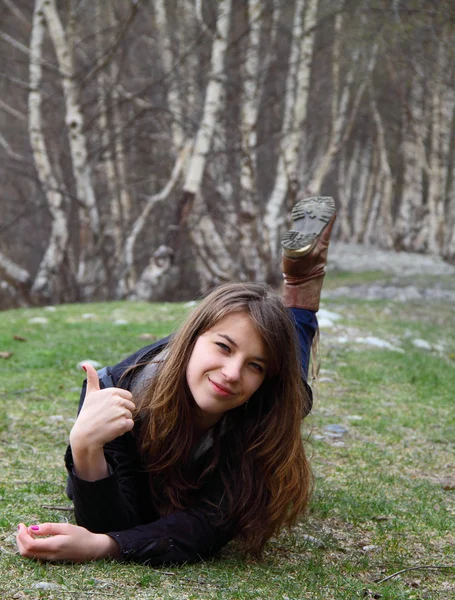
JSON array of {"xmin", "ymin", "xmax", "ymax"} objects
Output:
[
  {"xmin": 328, "ymin": 242, "xmax": 455, "ymax": 276},
  {"xmin": 32, "ymin": 582, "xmax": 61, "ymax": 590},
  {"xmin": 324, "ymin": 424, "xmax": 348, "ymax": 436},
  {"xmin": 354, "ymin": 336, "xmax": 404, "ymax": 353},
  {"xmin": 362, "ymin": 545, "xmax": 379, "ymax": 552},
  {"xmin": 302, "ymin": 534, "xmax": 325, "ymax": 547},
  {"xmin": 412, "ymin": 338, "xmax": 432, "ymax": 350}
]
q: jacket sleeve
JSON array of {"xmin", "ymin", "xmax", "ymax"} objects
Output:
[
  {"xmin": 106, "ymin": 481, "xmax": 235, "ymax": 566},
  {"xmin": 65, "ymin": 435, "xmax": 146, "ymax": 532}
]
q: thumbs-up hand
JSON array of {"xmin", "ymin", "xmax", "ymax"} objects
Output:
[{"xmin": 69, "ymin": 363, "xmax": 135, "ymax": 454}]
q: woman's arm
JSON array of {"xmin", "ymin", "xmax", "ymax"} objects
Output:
[
  {"xmin": 18, "ymin": 475, "xmax": 234, "ymax": 565},
  {"xmin": 65, "ymin": 432, "xmax": 149, "ymax": 533},
  {"xmin": 17, "ymin": 523, "xmax": 120, "ymax": 562},
  {"xmin": 106, "ymin": 497, "xmax": 234, "ymax": 565},
  {"xmin": 69, "ymin": 363, "xmax": 135, "ymax": 481}
]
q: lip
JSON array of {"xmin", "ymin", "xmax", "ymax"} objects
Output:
[{"xmin": 208, "ymin": 377, "xmax": 236, "ymax": 396}]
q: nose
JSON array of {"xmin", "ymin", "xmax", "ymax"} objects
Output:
[{"xmin": 221, "ymin": 358, "xmax": 242, "ymax": 382}]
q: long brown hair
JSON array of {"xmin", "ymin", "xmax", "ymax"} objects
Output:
[{"xmin": 134, "ymin": 282, "xmax": 313, "ymax": 555}]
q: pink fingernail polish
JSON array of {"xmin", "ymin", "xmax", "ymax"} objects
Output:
[{"xmin": 31, "ymin": 525, "xmax": 39, "ymax": 531}]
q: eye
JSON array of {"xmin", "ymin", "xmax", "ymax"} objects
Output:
[
  {"xmin": 249, "ymin": 362, "xmax": 264, "ymax": 373},
  {"xmin": 215, "ymin": 341, "xmax": 230, "ymax": 352}
]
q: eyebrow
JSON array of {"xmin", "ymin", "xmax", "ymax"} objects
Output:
[{"xmin": 217, "ymin": 333, "xmax": 268, "ymax": 364}]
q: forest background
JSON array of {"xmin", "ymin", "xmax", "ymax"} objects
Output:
[{"xmin": 1, "ymin": 0, "xmax": 455, "ymax": 309}]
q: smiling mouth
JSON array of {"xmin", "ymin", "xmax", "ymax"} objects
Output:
[{"xmin": 208, "ymin": 377, "xmax": 236, "ymax": 395}]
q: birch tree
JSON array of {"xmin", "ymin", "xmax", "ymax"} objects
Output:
[
  {"xmin": 183, "ymin": 0, "xmax": 233, "ymax": 288},
  {"xmin": 96, "ymin": 4, "xmax": 123, "ymax": 264},
  {"xmin": 395, "ymin": 73, "xmax": 428, "ymax": 250},
  {"xmin": 426, "ymin": 26, "xmax": 454, "ymax": 255},
  {"xmin": 41, "ymin": 0, "xmax": 102, "ymax": 291},
  {"xmin": 0, "ymin": 250, "xmax": 31, "ymax": 304},
  {"xmin": 305, "ymin": 12, "xmax": 378, "ymax": 197},
  {"xmin": 236, "ymin": 0, "xmax": 267, "ymax": 281},
  {"xmin": 28, "ymin": 0, "xmax": 69, "ymax": 302},
  {"xmin": 2, "ymin": 0, "xmax": 455, "ymax": 308},
  {"xmin": 366, "ymin": 90, "xmax": 394, "ymax": 248},
  {"xmin": 264, "ymin": 0, "xmax": 319, "ymax": 263}
]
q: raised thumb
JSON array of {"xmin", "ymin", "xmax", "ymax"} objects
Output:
[{"xmin": 82, "ymin": 363, "xmax": 101, "ymax": 392}]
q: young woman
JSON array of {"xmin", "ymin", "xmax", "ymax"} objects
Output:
[{"xmin": 17, "ymin": 197, "xmax": 336, "ymax": 565}]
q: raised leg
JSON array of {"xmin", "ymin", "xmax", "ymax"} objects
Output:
[{"xmin": 281, "ymin": 196, "xmax": 337, "ymax": 378}]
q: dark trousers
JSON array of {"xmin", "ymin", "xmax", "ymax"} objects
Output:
[{"xmin": 289, "ymin": 308, "xmax": 318, "ymax": 380}]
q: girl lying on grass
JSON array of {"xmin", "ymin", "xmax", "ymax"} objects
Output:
[{"xmin": 17, "ymin": 197, "xmax": 336, "ymax": 565}]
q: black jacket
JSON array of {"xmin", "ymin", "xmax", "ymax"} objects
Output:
[{"xmin": 65, "ymin": 337, "xmax": 234, "ymax": 565}]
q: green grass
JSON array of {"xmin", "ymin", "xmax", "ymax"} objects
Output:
[{"xmin": 0, "ymin": 275, "xmax": 454, "ymax": 599}]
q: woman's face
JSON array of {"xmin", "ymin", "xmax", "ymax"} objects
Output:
[{"xmin": 186, "ymin": 312, "xmax": 268, "ymax": 430}]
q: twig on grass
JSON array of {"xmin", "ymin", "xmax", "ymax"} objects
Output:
[
  {"xmin": 376, "ymin": 564, "xmax": 455, "ymax": 584},
  {"xmin": 41, "ymin": 505, "xmax": 74, "ymax": 512}
]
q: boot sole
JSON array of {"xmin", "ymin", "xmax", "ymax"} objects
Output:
[{"xmin": 281, "ymin": 196, "xmax": 336, "ymax": 255}]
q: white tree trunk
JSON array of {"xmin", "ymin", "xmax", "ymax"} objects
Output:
[
  {"xmin": 443, "ymin": 102, "xmax": 455, "ymax": 259},
  {"xmin": 155, "ymin": 0, "xmax": 185, "ymax": 152},
  {"xmin": 427, "ymin": 29, "xmax": 450, "ymax": 255},
  {"xmin": 306, "ymin": 20, "xmax": 378, "ymax": 196},
  {"xmin": 352, "ymin": 143, "xmax": 373, "ymax": 242},
  {"xmin": 337, "ymin": 142, "xmax": 364, "ymax": 241},
  {"xmin": 28, "ymin": 0, "xmax": 69, "ymax": 301},
  {"xmin": 184, "ymin": 0, "xmax": 232, "ymax": 284},
  {"xmin": 0, "ymin": 251, "xmax": 30, "ymax": 287},
  {"xmin": 237, "ymin": 0, "xmax": 266, "ymax": 280},
  {"xmin": 264, "ymin": 0, "xmax": 319, "ymax": 261},
  {"xmin": 183, "ymin": 0, "xmax": 231, "ymax": 197},
  {"xmin": 370, "ymin": 91, "xmax": 394, "ymax": 248},
  {"xmin": 96, "ymin": 5, "xmax": 122, "ymax": 260},
  {"xmin": 42, "ymin": 0, "xmax": 101, "ymax": 288},
  {"xmin": 359, "ymin": 148, "xmax": 379, "ymax": 243},
  {"xmin": 190, "ymin": 212, "xmax": 235, "ymax": 290},
  {"xmin": 395, "ymin": 74, "xmax": 428, "ymax": 250}
]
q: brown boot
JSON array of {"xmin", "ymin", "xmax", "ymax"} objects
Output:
[{"xmin": 281, "ymin": 196, "xmax": 336, "ymax": 311}]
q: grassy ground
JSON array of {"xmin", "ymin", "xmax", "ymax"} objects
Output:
[{"xmin": 0, "ymin": 272, "xmax": 454, "ymax": 599}]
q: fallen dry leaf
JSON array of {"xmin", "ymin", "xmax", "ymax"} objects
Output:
[
  {"xmin": 13, "ymin": 335, "xmax": 27, "ymax": 342},
  {"xmin": 0, "ymin": 351, "xmax": 13, "ymax": 359}
]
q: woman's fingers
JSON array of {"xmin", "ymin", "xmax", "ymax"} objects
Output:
[
  {"xmin": 121, "ymin": 398, "xmax": 135, "ymax": 413},
  {"xmin": 27, "ymin": 522, "xmax": 70, "ymax": 536},
  {"xmin": 17, "ymin": 523, "xmax": 51, "ymax": 558},
  {"xmin": 116, "ymin": 388, "xmax": 133, "ymax": 401}
]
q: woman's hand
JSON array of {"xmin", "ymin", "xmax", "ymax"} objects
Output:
[
  {"xmin": 69, "ymin": 363, "xmax": 136, "ymax": 481},
  {"xmin": 70, "ymin": 363, "xmax": 135, "ymax": 451},
  {"xmin": 16, "ymin": 523, "xmax": 120, "ymax": 563}
]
